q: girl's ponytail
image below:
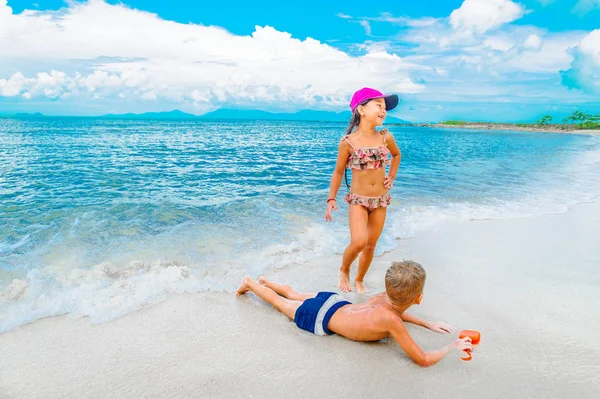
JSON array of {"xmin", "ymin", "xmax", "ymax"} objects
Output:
[
  {"xmin": 343, "ymin": 109, "xmax": 361, "ymax": 189},
  {"xmin": 345, "ymin": 109, "xmax": 360, "ymax": 135}
]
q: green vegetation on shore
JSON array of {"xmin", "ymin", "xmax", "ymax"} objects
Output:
[
  {"xmin": 562, "ymin": 110, "xmax": 600, "ymax": 129},
  {"xmin": 440, "ymin": 110, "xmax": 600, "ymax": 130},
  {"xmin": 438, "ymin": 120, "xmax": 466, "ymax": 126}
]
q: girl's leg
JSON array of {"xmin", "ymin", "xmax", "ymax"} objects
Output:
[
  {"xmin": 236, "ymin": 276, "xmax": 301, "ymax": 320},
  {"xmin": 257, "ymin": 276, "xmax": 317, "ymax": 301},
  {"xmin": 339, "ymin": 204, "xmax": 369, "ymax": 292},
  {"xmin": 355, "ymin": 206, "xmax": 387, "ymax": 293}
]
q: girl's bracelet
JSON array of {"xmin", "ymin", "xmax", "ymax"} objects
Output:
[{"xmin": 327, "ymin": 198, "xmax": 337, "ymax": 203}]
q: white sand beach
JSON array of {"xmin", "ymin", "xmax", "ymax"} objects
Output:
[{"xmin": 1, "ymin": 200, "xmax": 599, "ymax": 399}]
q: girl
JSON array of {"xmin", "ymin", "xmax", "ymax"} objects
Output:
[{"xmin": 325, "ymin": 87, "xmax": 401, "ymax": 293}]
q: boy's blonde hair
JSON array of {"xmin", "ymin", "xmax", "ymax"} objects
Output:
[{"xmin": 385, "ymin": 260, "xmax": 426, "ymax": 305}]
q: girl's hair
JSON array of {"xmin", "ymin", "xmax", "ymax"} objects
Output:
[
  {"xmin": 343, "ymin": 101, "xmax": 368, "ymax": 189},
  {"xmin": 345, "ymin": 108, "xmax": 361, "ymax": 136}
]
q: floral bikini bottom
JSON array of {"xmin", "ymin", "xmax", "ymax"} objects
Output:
[{"xmin": 344, "ymin": 192, "xmax": 392, "ymax": 212}]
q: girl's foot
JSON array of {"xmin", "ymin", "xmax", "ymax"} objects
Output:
[
  {"xmin": 339, "ymin": 271, "xmax": 352, "ymax": 292},
  {"xmin": 235, "ymin": 276, "xmax": 252, "ymax": 296},
  {"xmin": 258, "ymin": 276, "xmax": 267, "ymax": 285},
  {"xmin": 355, "ymin": 280, "xmax": 367, "ymax": 294}
]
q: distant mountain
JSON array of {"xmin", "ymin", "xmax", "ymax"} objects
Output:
[
  {"xmin": 100, "ymin": 110, "xmax": 197, "ymax": 119},
  {"xmin": 3, "ymin": 109, "xmax": 410, "ymax": 123},
  {"xmin": 198, "ymin": 108, "xmax": 410, "ymax": 123},
  {"xmin": 13, "ymin": 112, "xmax": 45, "ymax": 118},
  {"xmin": 98, "ymin": 108, "xmax": 410, "ymax": 123}
]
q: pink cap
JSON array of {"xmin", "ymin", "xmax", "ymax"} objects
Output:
[{"xmin": 350, "ymin": 87, "xmax": 399, "ymax": 112}]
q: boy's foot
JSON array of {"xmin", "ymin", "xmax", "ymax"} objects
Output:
[
  {"xmin": 235, "ymin": 276, "xmax": 252, "ymax": 296},
  {"xmin": 355, "ymin": 280, "xmax": 367, "ymax": 294},
  {"xmin": 339, "ymin": 271, "xmax": 352, "ymax": 292},
  {"xmin": 258, "ymin": 276, "xmax": 267, "ymax": 285}
]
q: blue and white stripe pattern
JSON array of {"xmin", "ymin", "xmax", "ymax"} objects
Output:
[
  {"xmin": 313, "ymin": 293, "xmax": 349, "ymax": 335},
  {"xmin": 294, "ymin": 292, "xmax": 351, "ymax": 336}
]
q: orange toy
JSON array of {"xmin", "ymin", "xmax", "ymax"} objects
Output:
[{"xmin": 459, "ymin": 330, "xmax": 481, "ymax": 361}]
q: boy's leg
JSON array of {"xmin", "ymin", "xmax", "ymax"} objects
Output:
[
  {"xmin": 236, "ymin": 276, "xmax": 301, "ymax": 320},
  {"xmin": 257, "ymin": 276, "xmax": 316, "ymax": 301}
]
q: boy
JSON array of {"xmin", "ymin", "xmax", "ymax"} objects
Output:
[{"xmin": 235, "ymin": 260, "xmax": 472, "ymax": 367}]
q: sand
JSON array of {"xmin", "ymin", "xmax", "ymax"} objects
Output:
[{"xmin": 1, "ymin": 200, "xmax": 600, "ymax": 399}]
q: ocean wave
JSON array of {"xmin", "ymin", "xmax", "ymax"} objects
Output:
[{"xmin": 1, "ymin": 122, "xmax": 599, "ymax": 333}]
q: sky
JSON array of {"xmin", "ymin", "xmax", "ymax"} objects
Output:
[{"xmin": 0, "ymin": 0, "xmax": 599, "ymax": 121}]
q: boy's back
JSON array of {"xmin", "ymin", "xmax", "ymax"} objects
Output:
[{"xmin": 327, "ymin": 293, "xmax": 397, "ymax": 341}]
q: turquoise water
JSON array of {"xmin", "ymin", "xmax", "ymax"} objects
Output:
[{"xmin": 1, "ymin": 118, "xmax": 599, "ymax": 332}]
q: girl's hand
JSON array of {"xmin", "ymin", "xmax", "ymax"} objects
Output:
[
  {"xmin": 325, "ymin": 200, "xmax": 338, "ymax": 222},
  {"xmin": 383, "ymin": 175, "xmax": 395, "ymax": 189}
]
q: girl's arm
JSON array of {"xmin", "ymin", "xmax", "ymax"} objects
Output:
[
  {"xmin": 325, "ymin": 141, "xmax": 351, "ymax": 222},
  {"xmin": 386, "ymin": 131, "xmax": 401, "ymax": 183},
  {"xmin": 328, "ymin": 140, "xmax": 351, "ymax": 199}
]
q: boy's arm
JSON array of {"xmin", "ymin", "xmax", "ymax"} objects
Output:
[
  {"xmin": 399, "ymin": 312, "xmax": 428, "ymax": 327},
  {"xmin": 400, "ymin": 312, "xmax": 453, "ymax": 334},
  {"xmin": 386, "ymin": 315, "xmax": 471, "ymax": 367}
]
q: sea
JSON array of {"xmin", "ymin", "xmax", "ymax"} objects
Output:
[{"xmin": 1, "ymin": 117, "xmax": 599, "ymax": 332}]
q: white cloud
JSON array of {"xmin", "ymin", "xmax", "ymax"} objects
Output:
[
  {"xmin": 337, "ymin": 1, "xmax": 598, "ymax": 118},
  {"xmin": 395, "ymin": 15, "xmax": 589, "ymax": 106},
  {"xmin": 2, "ymin": 0, "xmax": 597, "ymax": 118},
  {"xmin": 141, "ymin": 91, "xmax": 158, "ymax": 101},
  {"xmin": 359, "ymin": 20, "xmax": 372, "ymax": 36},
  {"xmin": 483, "ymin": 36, "xmax": 517, "ymax": 52},
  {"xmin": 573, "ymin": 0, "xmax": 600, "ymax": 15},
  {"xmin": 450, "ymin": 0, "xmax": 526, "ymax": 35},
  {"xmin": 395, "ymin": 7, "xmax": 583, "ymax": 75},
  {"xmin": 0, "ymin": 70, "xmax": 81, "ymax": 98},
  {"xmin": 368, "ymin": 12, "xmax": 440, "ymax": 28},
  {"xmin": 522, "ymin": 34, "xmax": 543, "ymax": 50},
  {"xmin": 336, "ymin": 13, "xmax": 352, "ymax": 19},
  {"xmin": 0, "ymin": 72, "xmax": 25, "ymax": 96},
  {"xmin": 504, "ymin": 32, "xmax": 584, "ymax": 73},
  {"xmin": 561, "ymin": 29, "xmax": 600, "ymax": 94},
  {"xmin": 396, "ymin": 1, "xmax": 530, "ymax": 49},
  {"xmin": 0, "ymin": 0, "xmax": 423, "ymax": 110}
]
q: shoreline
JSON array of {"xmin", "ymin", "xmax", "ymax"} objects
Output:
[
  {"xmin": 1, "ymin": 200, "xmax": 599, "ymax": 398},
  {"xmin": 395, "ymin": 123, "xmax": 600, "ymax": 135}
]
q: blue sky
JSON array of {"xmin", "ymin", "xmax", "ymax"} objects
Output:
[{"xmin": 1, "ymin": 0, "xmax": 599, "ymax": 121}]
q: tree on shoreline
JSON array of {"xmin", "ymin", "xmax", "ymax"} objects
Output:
[
  {"xmin": 563, "ymin": 110, "xmax": 600, "ymax": 129},
  {"xmin": 438, "ymin": 110, "xmax": 599, "ymax": 130},
  {"xmin": 537, "ymin": 115, "xmax": 552, "ymax": 125}
]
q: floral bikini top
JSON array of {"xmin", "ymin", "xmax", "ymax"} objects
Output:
[{"xmin": 342, "ymin": 130, "xmax": 390, "ymax": 170}]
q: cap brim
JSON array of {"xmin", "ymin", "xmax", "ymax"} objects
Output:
[{"xmin": 383, "ymin": 94, "xmax": 399, "ymax": 111}]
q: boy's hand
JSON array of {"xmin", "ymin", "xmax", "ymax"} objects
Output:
[
  {"xmin": 451, "ymin": 337, "xmax": 473, "ymax": 352},
  {"xmin": 426, "ymin": 321, "xmax": 453, "ymax": 334}
]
